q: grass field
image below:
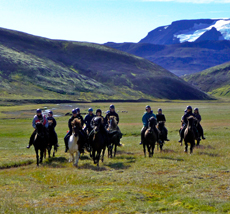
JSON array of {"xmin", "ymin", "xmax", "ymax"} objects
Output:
[{"xmin": 0, "ymin": 101, "xmax": 230, "ymax": 213}]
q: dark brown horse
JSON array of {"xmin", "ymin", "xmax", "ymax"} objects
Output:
[
  {"xmin": 89, "ymin": 116, "xmax": 106, "ymax": 167},
  {"xmin": 184, "ymin": 116, "xmax": 196, "ymax": 154},
  {"xmin": 157, "ymin": 121, "xmax": 166, "ymax": 151},
  {"xmin": 107, "ymin": 116, "xmax": 121, "ymax": 158},
  {"xmin": 45, "ymin": 120, "xmax": 58, "ymax": 158},
  {"xmin": 33, "ymin": 122, "xmax": 48, "ymax": 166},
  {"xmin": 143, "ymin": 117, "xmax": 157, "ymax": 157}
]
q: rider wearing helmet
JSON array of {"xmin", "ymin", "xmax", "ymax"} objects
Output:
[
  {"xmin": 95, "ymin": 109, "xmax": 106, "ymax": 126},
  {"xmin": 47, "ymin": 111, "xmax": 59, "ymax": 148},
  {"xmin": 105, "ymin": 105, "xmax": 122, "ymax": 146},
  {"xmin": 140, "ymin": 105, "xmax": 161, "ymax": 145},
  {"xmin": 75, "ymin": 108, "xmax": 84, "ymax": 127},
  {"xmin": 156, "ymin": 108, "xmax": 170, "ymax": 141},
  {"xmin": 178, "ymin": 105, "xmax": 197, "ymax": 143},
  {"xmin": 194, "ymin": 107, "xmax": 206, "ymax": 140},
  {"xmin": 105, "ymin": 105, "xmax": 119, "ymax": 125},
  {"xmin": 83, "ymin": 108, "xmax": 95, "ymax": 134},
  {"xmin": 27, "ymin": 109, "xmax": 48, "ymax": 149},
  {"xmin": 64, "ymin": 109, "xmax": 78, "ymax": 152}
]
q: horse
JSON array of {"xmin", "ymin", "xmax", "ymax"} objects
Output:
[
  {"xmin": 45, "ymin": 120, "xmax": 58, "ymax": 158},
  {"xmin": 184, "ymin": 116, "xmax": 196, "ymax": 154},
  {"xmin": 157, "ymin": 121, "xmax": 167, "ymax": 151},
  {"xmin": 68, "ymin": 118, "xmax": 82, "ymax": 166},
  {"xmin": 33, "ymin": 122, "xmax": 48, "ymax": 166},
  {"xmin": 194, "ymin": 120, "xmax": 201, "ymax": 146},
  {"xmin": 107, "ymin": 116, "xmax": 121, "ymax": 158},
  {"xmin": 89, "ymin": 116, "xmax": 106, "ymax": 167},
  {"xmin": 143, "ymin": 117, "xmax": 157, "ymax": 157}
]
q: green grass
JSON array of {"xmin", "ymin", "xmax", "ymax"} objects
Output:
[{"xmin": 0, "ymin": 101, "xmax": 230, "ymax": 213}]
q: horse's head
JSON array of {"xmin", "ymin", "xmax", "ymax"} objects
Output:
[
  {"xmin": 108, "ymin": 116, "xmax": 117, "ymax": 129},
  {"xmin": 157, "ymin": 121, "xmax": 165, "ymax": 130},
  {"xmin": 148, "ymin": 117, "xmax": 157, "ymax": 129},
  {"xmin": 36, "ymin": 122, "xmax": 43, "ymax": 132},
  {"xmin": 93, "ymin": 116, "xmax": 103, "ymax": 133},
  {"xmin": 71, "ymin": 118, "xmax": 82, "ymax": 137},
  {"xmin": 48, "ymin": 120, "xmax": 53, "ymax": 126},
  {"xmin": 187, "ymin": 116, "xmax": 194, "ymax": 129}
]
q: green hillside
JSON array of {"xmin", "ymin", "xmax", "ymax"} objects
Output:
[
  {"xmin": 0, "ymin": 27, "xmax": 210, "ymax": 101},
  {"xmin": 183, "ymin": 61, "xmax": 230, "ymax": 97}
]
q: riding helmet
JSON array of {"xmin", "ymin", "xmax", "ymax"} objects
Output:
[
  {"xmin": 96, "ymin": 109, "xmax": 102, "ymax": 114},
  {"xmin": 48, "ymin": 111, "xmax": 53, "ymax": 115},
  {"xmin": 75, "ymin": 108, "xmax": 80, "ymax": 112},
  {"xmin": 72, "ymin": 109, "xmax": 77, "ymax": 114},
  {"xmin": 145, "ymin": 105, "xmax": 151, "ymax": 110},
  {"xmin": 186, "ymin": 105, "xmax": 192, "ymax": 111},
  {"xmin": 158, "ymin": 108, "xmax": 162, "ymax": 112},
  {"xmin": 194, "ymin": 107, "xmax": 199, "ymax": 111},
  {"xmin": 110, "ymin": 104, "xmax": 115, "ymax": 109},
  {"xmin": 36, "ymin": 109, "xmax": 42, "ymax": 113},
  {"xmin": 88, "ymin": 108, "xmax": 93, "ymax": 112}
]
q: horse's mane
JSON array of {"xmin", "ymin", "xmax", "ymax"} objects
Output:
[
  {"xmin": 108, "ymin": 116, "xmax": 117, "ymax": 124},
  {"xmin": 187, "ymin": 116, "xmax": 194, "ymax": 120},
  {"xmin": 148, "ymin": 117, "xmax": 157, "ymax": 128},
  {"xmin": 71, "ymin": 118, "xmax": 82, "ymax": 129},
  {"xmin": 157, "ymin": 121, "xmax": 164, "ymax": 129}
]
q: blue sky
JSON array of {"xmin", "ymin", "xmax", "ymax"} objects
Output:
[{"xmin": 0, "ymin": 0, "xmax": 229, "ymax": 43}]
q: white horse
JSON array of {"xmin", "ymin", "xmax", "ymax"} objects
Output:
[{"xmin": 68, "ymin": 118, "xmax": 81, "ymax": 167}]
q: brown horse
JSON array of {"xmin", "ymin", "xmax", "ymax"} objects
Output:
[
  {"xmin": 107, "ymin": 116, "xmax": 121, "ymax": 158},
  {"xmin": 184, "ymin": 116, "xmax": 196, "ymax": 154},
  {"xmin": 143, "ymin": 117, "xmax": 157, "ymax": 157},
  {"xmin": 157, "ymin": 121, "xmax": 166, "ymax": 151},
  {"xmin": 89, "ymin": 117, "xmax": 106, "ymax": 167}
]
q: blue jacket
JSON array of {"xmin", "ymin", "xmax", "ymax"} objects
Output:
[
  {"xmin": 32, "ymin": 114, "xmax": 48, "ymax": 129},
  {"xmin": 84, "ymin": 114, "xmax": 95, "ymax": 129},
  {"xmin": 142, "ymin": 111, "xmax": 156, "ymax": 127}
]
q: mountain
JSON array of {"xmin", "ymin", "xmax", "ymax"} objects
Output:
[
  {"xmin": 183, "ymin": 61, "xmax": 230, "ymax": 97},
  {"xmin": 105, "ymin": 40, "xmax": 230, "ymax": 76},
  {"xmin": 0, "ymin": 27, "xmax": 210, "ymax": 101},
  {"xmin": 139, "ymin": 19, "xmax": 230, "ymax": 45}
]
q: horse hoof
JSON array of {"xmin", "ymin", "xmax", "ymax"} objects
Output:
[
  {"xmin": 184, "ymin": 150, "xmax": 187, "ymax": 153},
  {"xmin": 74, "ymin": 164, "xmax": 78, "ymax": 167}
]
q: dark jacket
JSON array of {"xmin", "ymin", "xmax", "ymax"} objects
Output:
[
  {"xmin": 47, "ymin": 116, "xmax": 57, "ymax": 130},
  {"xmin": 182, "ymin": 111, "xmax": 195, "ymax": 125},
  {"xmin": 68, "ymin": 115, "xmax": 78, "ymax": 133},
  {"xmin": 76, "ymin": 114, "xmax": 84, "ymax": 126},
  {"xmin": 194, "ymin": 113, "xmax": 201, "ymax": 122},
  {"xmin": 84, "ymin": 114, "xmax": 95, "ymax": 129},
  {"xmin": 105, "ymin": 111, "xmax": 119, "ymax": 124},
  {"xmin": 156, "ymin": 114, "xmax": 166, "ymax": 123}
]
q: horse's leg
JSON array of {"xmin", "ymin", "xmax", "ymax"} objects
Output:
[
  {"xmin": 53, "ymin": 146, "xmax": 55, "ymax": 157},
  {"xmin": 160, "ymin": 140, "xmax": 163, "ymax": 152},
  {"xmin": 44, "ymin": 148, "xmax": 46, "ymax": 159},
  {"xmin": 143, "ymin": 143, "xmax": 146, "ymax": 157},
  {"xmin": 153, "ymin": 142, "xmax": 156, "ymax": 155},
  {"xmin": 102, "ymin": 147, "xmax": 105, "ymax": 162},
  {"xmin": 190, "ymin": 140, "xmax": 195, "ymax": 154},
  {"xmin": 48, "ymin": 146, "xmax": 51, "ymax": 158},
  {"xmin": 92, "ymin": 149, "xmax": 96, "ymax": 164},
  {"xmin": 35, "ymin": 148, "xmax": 39, "ymax": 166},
  {"xmin": 114, "ymin": 144, "xmax": 117, "ymax": 158},
  {"xmin": 40, "ymin": 149, "xmax": 43, "ymax": 164},
  {"xmin": 184, "ymin": 142, "xmax": 188, "ymax": 153},
  {"xmin": 74, "ymin": 151, "xmax": 80, "ymax": 166},
  {"xmin": 147, "ymin": 144, "xmax": 151, "ymax": 157}
]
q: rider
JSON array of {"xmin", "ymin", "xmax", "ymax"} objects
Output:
[
  {"xmin": 194, "ymin": 107, "xmax": 206, "ymax": 140},
  {"xmin": 178, "ymin": 105, "xmax": 198, "ymax": 143},
  {"xmin": 75, "ymin": 108, "xmax": 84, "ymax": 127},
  {"xmin": 156, "ymin": 108, "xmax": 170, "ymax": 141},
  {"xmin": 95, "ymin": 109, "xmax": 106, "ymax": 126},
  {"xmin": 64, "ymin": 109, "xmax": 78, "ymax": 152},
  {"xmin": 47, "ymin": 111, "xmax": 59, "ymax": 148},
  {"xmin": 140, "ymin": 105, "xmax": 160, "ymax": 145},
  {"xmin": 105, "ymin": 104, "xmax": 122, "ymax": 146},
  {"xmin": 27, "ymin": 109, "xmax": 48, "ymax": 149},
  {"xmin": 83, "ymin": 108, "xmax": 95, "ymax": 134}
]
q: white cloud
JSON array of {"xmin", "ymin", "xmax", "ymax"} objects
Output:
[{"xmin": 142, "ymin": 0, "xmax": 230, "ymax": 3}]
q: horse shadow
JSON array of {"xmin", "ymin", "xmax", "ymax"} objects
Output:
[
  {"xmin": 43, "ymin": 157, "xmax": 68, "ymax": 168},
  {"xmin": 78, "ymin": 163, "xmax": 107, "ymax": 171},
  {"xmin": 104, "ymin": 162, "xmax": 131, "ymax": 170},
  {"xmin": 156, "ymin": 157, "xmax": 185, "ymax": 162}
]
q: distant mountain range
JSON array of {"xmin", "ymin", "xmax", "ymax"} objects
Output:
[
  {"xmin": 105, "ymin": 40, "xmax": 230, "ymax": 76},
  {"xmin": 139, "ymin": 19, "xmax": 230, "ymax": 45},
  {"xmin": 183, "ymin": 61, "xmax": 230, "ymax": 97},
  {"xmin": 105, "ymin": 18, "xmax": 230, "ymax": 76},
  {"xmin": 0, "ymin": 27, "xmax": 210, "ymax": 101}
]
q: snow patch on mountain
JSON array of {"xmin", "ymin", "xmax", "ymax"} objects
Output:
[{"xmin": 175, "ymin": 19, "xmax": 230, "ymax": 43}]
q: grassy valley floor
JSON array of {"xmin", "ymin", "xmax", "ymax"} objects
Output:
[{"xmin": 0, "ymin": 101, "xmax": 230, "ymax": 213}]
